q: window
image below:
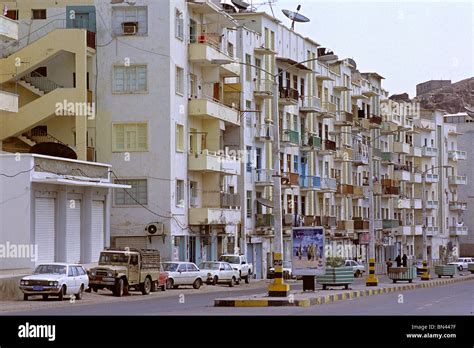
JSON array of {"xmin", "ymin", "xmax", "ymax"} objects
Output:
[
  {"xmin": 189, "ymin": 74, "xmax": 197, "ymax": 98},
  {"xmin": 177, "ymin": 264, "xmax": 186, "ymax": 272},
  {"xmin": 113, "ymin": 65, "xmax": 147, "ymax": 93},
  {"xmin": 186, "ymin": 263, "xmax": 198, "ymax": 272},
  {"xmin": 245, "ymin": 100, "xmax": 252, "ymax": 127},
  {"xmin": 115, "ymin": 179, "xmax": 147, "ymax": 205},
  {"xmin": 245, "ymin": 54, "xmax": 252, "ymax": 82},
  {"xmin": 176, "ymin": 180, "xmax": 185, "ymax": 206},
  {"xmin": 112, "ymin": 6, "xmax": 148, "ymax": 36},
  {"xmin": 176, "ymin": 124, "xmax": 184, "ymax": 152},
  {"xmin": 175, "ymin": 9, "xmax": 184, "ymax": 39},
  {"xmin": 68, "ymin": 267, "xmax": 74, "ymax": 277},
  {"xmin": 175, "ymin": 66, "xmax": 184, "ymax": 95},
  {"xmin": 246, "ymin": 146, "xmax": 252, "ymax": 172},
  {"xmin": 32, "ymin": 9, "xmax": 47, "ymax": 20},
  {"xmin": 246, "ymin": 191, "xmax": 252, "ymax": 218},
  {"xmin": 189, "ymin": 181, "xmax": 198, "ymax": 207},
  {"xmin": 5, "ymin": 10, "xmax": 19, "ymax": 20},
  {"xmin": 113, "ymin": 123, "xmax": 148, "ymax": 151}
]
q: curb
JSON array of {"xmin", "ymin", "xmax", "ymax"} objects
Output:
[{"xmin": 214, "ymin": 274, "xmax": 474, "ymax": 307}]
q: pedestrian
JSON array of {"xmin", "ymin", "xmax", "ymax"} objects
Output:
[
  {"xmin": 386, "ymin": 258, "xmax": 393, "ymax": 274},
  {"xmin": 395, "ymin": 254, "xmax": 402, "ymax": 267},
  {"xmin": 402, "ymin": 254, "xmax": 408, "ymax": 267}
]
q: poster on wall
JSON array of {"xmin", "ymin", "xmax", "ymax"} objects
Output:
[{"xmin": 292, "ymin": 227, "xmax": 325, "ymax": 276}]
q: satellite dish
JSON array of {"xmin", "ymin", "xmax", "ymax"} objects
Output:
[
  {"xmin": 231, "ymin": 0, "xmax": 250, "ymax": 10},
  {"xmin": 282, "ymin": 5, "xmax": 310, "ymax": 30}
]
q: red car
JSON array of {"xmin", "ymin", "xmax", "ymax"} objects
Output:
[{"xmin": 152, "ymin": 265, "xmax": 169, "ymax": 292}]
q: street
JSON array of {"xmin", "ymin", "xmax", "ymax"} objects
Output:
[{"xmin": 3, "ymin": 278, "xmax": 472, "ymax": 316}]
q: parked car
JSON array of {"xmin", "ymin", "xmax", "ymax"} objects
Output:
[
  {"xmin": 218, "ymin": 254, "xmax": 253, "ymax": 283},
  {"xmin": 161, "ymin": 262, "xmax": 204, "ymax": 289},
  {"xmin": 448, "ymin": 257, "xmax": 474, "ymax": 271},
  {"xmin": 198, "ymin": 261, "xmax": 240, "ymax": 287},
  {"xmin": 20, "ymin": 263, "xmax": 89, "ymax": 301},
  {"xmin": 151, "ymin": 264, "xmax": 169, "ymax": 292},
  {"xmin": 414, "ymin": 260, "xmax": 425, "ymax": 275},
  {"xmin": 268, "ymin": 261, "xmax": 293, "ymax": 279},
  {"xmin": 345, "ymin": 260, "xmax": 365, "ymax": 277}
]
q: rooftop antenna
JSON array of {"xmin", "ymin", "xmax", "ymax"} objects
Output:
[
  {"xmin": 282, "ymin": 4, "xmax": 310, "ymax": 30},
  {"xmin": 231, "ymin": 0, "xmax": 250, "ymax": 11},
  {"xmin": 247, "ymin": 0, "xmax": 277, "ymax": 16}
]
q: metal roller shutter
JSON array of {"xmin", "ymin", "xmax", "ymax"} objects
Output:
[
  {"xmin": 35, "ymin": 198, "xmax": 56, "ymax": 263},
  {"xmin": 91, "ymin": 201, "xmax": 105, "ymax": 262},
  {"xmin": 66, "ymin": 201, "xmax": 81, "ymax": 263},
  {"xmin": 115, "ymin": 236, "xmax": 147, "ymax": 250}
]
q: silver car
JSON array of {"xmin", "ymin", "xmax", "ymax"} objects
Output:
[
  {"xmin": 161, "ymin": 262, "xmax": 204, "ymax": 289},
  {"xmin": 199, "ymin": 261, "xmax": 240, "ymax": 287}
]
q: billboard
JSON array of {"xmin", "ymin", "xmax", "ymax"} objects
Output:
[{"xmin": 292, "ymin": 227, "xmax": 325, "ymax": 276}]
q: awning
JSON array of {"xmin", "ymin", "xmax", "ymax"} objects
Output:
[
  {"xmin": 276, "ymin": 57, "xmax": 313, "ymax": 72},
  {"xmin": 31, "ymin": 177, "xmax": 131, "ymax": 189},
  {"xmin": 257, "ymin": 197, "xmax": 274, "ymax": 208}
]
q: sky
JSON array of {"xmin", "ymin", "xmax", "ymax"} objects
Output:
[{"xmin": 250, "ymin": 0, "xmax": 473, "ymax": 97}]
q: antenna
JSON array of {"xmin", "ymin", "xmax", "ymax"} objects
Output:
[
  {"xmin": 231, "ymin": 0, "xmax": 250, "ymax": 10},
  {"xmin": 282, "ymin": 5, "xmax": 310, "ymax": 30}
]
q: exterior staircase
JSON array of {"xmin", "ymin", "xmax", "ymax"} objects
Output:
[{"xmin": 18, "ymin": 71, "xmax": 63, "ymax": 96}]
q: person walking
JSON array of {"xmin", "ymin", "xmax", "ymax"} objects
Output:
[
  {"xmin": 402, "ymin": 254, "xmax": 408, "ymax": 267},
  {"xmin": 395, "ymin": 254, "xmax": 402, "ymax": 267}
]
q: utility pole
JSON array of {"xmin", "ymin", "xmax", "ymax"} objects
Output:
[
  {"xmin": 366, "ymin": 138, "xmax": 378, "ymax": 286},
  {"xmin": 421, "ymin": 172, "xmax": 429, "ymax": 280}
]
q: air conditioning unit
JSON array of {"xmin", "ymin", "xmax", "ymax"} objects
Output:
[
  {"xmin": 145, "ymin": 222, "xmax": 164, "ymax": 236},
  {"xmin": 122, "ymin": 22, "xmax": 138, "ymax": 35}
]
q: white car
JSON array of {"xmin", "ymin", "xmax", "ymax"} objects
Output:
[
  {"xmin": 268, "ymin": 261, "xmax": 294, "ymax": 279},
  {"xmin": 345, "ymin": 260, "xmax": 365, "ymax": 277},
  {"xmin": 20, "ymin": 263, "xmax": 89, "ymax": 301},
  {"xmin": 161, "ymin": 262, "xmax": 204, "ymax": 289},
  {"xmin": 199, "ymin": 261, "xmax": 240, "ymax": 287},
  {"xmin": 449, "ymin": 257, "xmax": 474, "ymax": 271}
]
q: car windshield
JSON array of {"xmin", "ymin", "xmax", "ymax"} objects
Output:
[
  {"xmin": 99, "ymin": 253, "xmax": 129, "ymax": 264},
  {"xmin": 199, "ymin": 262, "xmax": 220, "ymax": 270},
  {"xmin": 34, "ymin": 265, "xmax": 66, "ymax": 275},
  {"xmin": 283, "ymin": 261, "xmax": 291, "ymax": 268},
  {"xmin": 162, "ymin": 263, "xmax": 180, "ymax": 272},
  {"xmin": 219, "ymin": 256, "xmax": 239, "ymax": 264}
]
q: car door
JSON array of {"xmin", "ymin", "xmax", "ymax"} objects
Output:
[
  {"xmin": 186, "ymin": 263, "xmax": 199, "ymax": 284},
  {"xmin": 224, "ymin": 263, "xmax": 234, "ymax": 281},
  {"xmin": 176, "ymin": 264, "xmax": 187, "ymax": 285},
  {"xmin": 66, "ymin": 266, "xmax": 77, "ymax": 294},
  {"xmin": 76, "ymin": 266, "xmax": 88, "ymax": 289}
]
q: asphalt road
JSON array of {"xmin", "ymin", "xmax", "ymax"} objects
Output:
[{"xmin": 4, "ymin": 278, "xmax": 472, "ymax": 316}]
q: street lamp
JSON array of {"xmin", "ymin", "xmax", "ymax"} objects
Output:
[
  {"xmin": 420, "ymin": 165, "xmax": 453, "ymax": 280},
  {"xmin": 215, "ymin": 55, "xmax": 331, "ymax": 297},
  {"xmin": 333, "ymin": 127, "xmax": 409, "ymax": 286}
]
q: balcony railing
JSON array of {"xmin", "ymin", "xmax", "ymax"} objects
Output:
[
  {"xmin": 281, "ymin": 172, "xmax": 300, "ymax": 186},
  {"xmin": 281, "ymin": 129, "xmax": 299, "ymax": 145},
  {"xmin": 425, "ymin": 173, "xmax": 439, "ymax": 183},
  {"xmin": 323, "ymin": 139, "xmax": 337, "ymax": 151},
  {"xmin": 422, "ymin": 146, "xmax": 438, "ymax": 157},
  {"xmin": 448, "ymin": 175, "xmax": 467, "ymax": 186},
  {"xmin": 254, "ymin": 168, "xmax": 274, "ymax": 184},
  {"xmin": 320, "ymin": 178, "xmax": 337, "ymax": 191},
  {"xmin": 353, "ymin": 152, "xmax": 369, "ymax": 165},
  {"xmin": 300, "ymin": 96, "xmax": 321, "ymax": 111},
  {"xmin": 383, "ymin": 186, "xmax": 400, "ymax": 196},
  {"xmin": 321, "ymin": 101, "xmax": 337, "ymax": 114},
  {"xmin": 382, "ymin": 219, "xmax": 399, "ymax": 229},
  {"xmin": 301, "ymin": 133, "xmax": 322, "ymax": 150},
  {"xmin": 279, "ymin": 86, "xmax": 299, "ymax": 102},
  {"xmin": 354, "ymin": 219, "xmax": 369, "ymax": 230},
  {"xmin": 299, "ymin": 175, "xmax": 321, "ymax": 189},
  {"xmin": 254, "ymin": 124, "xmax": 273, "ymax": 141},
  {"xmin": 303, "ymin": 215, "xmax": 322, "ymax": 227},
  {"xmin": 337, "ymin": 184, "xmax": 354, "ymax": 195},
  {"xmin": 426, "ymin": 201, "xmax": 439, "ymax": 209},
  {"xmin": 255, "ymin": 214, "xmax": 275, "ymax": 228},
  {"xmin": 254, "ymin": 79, "xmax": 273, "ymax": 96},
  {"xmin": 381, "ymin": 152, "xmax": 396, "ymax": 163},
  {"xmin": 449, "ymin": 201, "xmax": 467, "ymax": 211},
  {"xmin": 382, "ymin": 178, "xmax": 399, "ymax": 187},
  {"xmin": 335, "ymin": 110, "xmax": 354, "ymax": 125},
  {"xmin": 220, "ymin": 193, "xmax": 241, "ymax": 208},
  {"xmin": 448, "ymin": 150, "xmax": 467, "ymax": 161},
  {"xmin": 449, "ymin": 226, "xmax": 468, "ymax": 236},
  {"xmin": 369, "ymin": 115, "xmax": 382, "ymax": 125},
  {"xmin": 322, "ymin": 216, "xmax": 337, "ymax": 227}
]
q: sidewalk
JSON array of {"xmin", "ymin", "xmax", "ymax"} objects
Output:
[{"xmin": 214, "ymin": 273, "xmax": 474, "ymax": 307}]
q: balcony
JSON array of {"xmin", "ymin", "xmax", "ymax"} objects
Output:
[
  {"xmin": 352, "ymin": 152, "xmax": 369, "ymax": 166},
  {"xmin": 334, "ymin": 148, "xmax": 353, "ymax": 162},
  {"xmin": 322, "ymin": 216, "xmax": 337, "ymax": 227},
  {"xmin": 189, "ymin": 40, "xmax": 234, "ymax": 66},
  {"xmin": 411, "ymin": 172, "xmax": 422, "ymax": 183},
  {"xmin": 382, "ymin": 219, "xmax": 399, "ymax": 229},
  {"xmin": 382, "ymin": 186, "xmax": 400, "ymax": 197},
  {"xmin": 281, "ymin": 172, "xmax": 300, "ymax": 187},
  {"xmin": 299, "ymin": 176, "xmax": 321, "ymax": 190},
  {"xmin": 0, "ymin": 15, "xmax": 19, "ymax": 41},
  {"xmin": 425, "ymin": 173, "xmax": 439, "ymax": 183},
  {"xmin": 0, "ymin": 90, "xmax": 18, "ymax": 112},
  {"xmin": 398, "ymin": 225, "xmax": 412, "ymax": 236},
  {"xmin": 397, "ymin": 198, "xmax": 411, "ymax": 209},
  {"xmin": 422, "ymin": 146, "xmax": 437, "ymax": 157},
  {"xmin": 188, "ymin": 98, "xmax": 239, "ymax": 125},
  {"xmin": 303, "ymin": 215, "xmax": 322, "ymax": 227},
  {"xmin": 189, "ymin": 207, "xmax": 241, "ymax": 225},
  {"xmin": 426, "ymin": 201, "xmax": 439, "ymax": 209},
  {"xmin": 410, "ymin": 146, "xmax": 422, "ymax": 157},
  {"xmin": 254, "ymin": 168, "xmax": 274, "ymax": 186},
  {"xmin": 393, "ymin": 142, "xmax": 410, "ymax": 154},
  {"xmin": 381, "ymin": 152, "xmax": 396, "ymax": 164},
  {"xmin": 320, "ymin": 178, "xmax": 337, "ymax": 192},
  {"xmin": 449, "ymin": 201, "xmax": 467, "ymax": 211},
  {"xmin": 352, "ymin": 186, "xmax": 369, "ymax": 199},
  {"xmin": 336, "ymin": 184, "xmax": 354, "ymax": 196},
  {"xmin": 336, "ymin": 220, "xmax": 354, "ymax": 231},
  {"xmin": 188, "ymin": 150, "xmax": 240, "ymax": 175},
  {"xmin": 394, "ymin": 164, "xmax": 411, "ymax": 181},
  {"xmin": 255, "ymin": 214, "xmax": 275, "ymax": 228},
  {"xmin": 301, "ymin": 133, "xmax": 322, "ymax": 151},
  {"xmin": 412, "ymin": 225, "xmax": 422, "ymax": 235},
  {"xmin": 374, "ymin": 219, "xmax": 383, "ymax": 230},
  {"xmin": 319, "ymin": 139, "xmax": 337, "ymax": 155},
  {"xmin": 254, "ymin": 79, "xmax": 273, "ymax": 99},
  {"xmin": 334, "ymin": 111, "xmax": 354, "ymax": 126},
  {"xmin": 426, "ymin": 226, "xmax": 439, "ymax": 236},
  {"xmin": 280, "ymin": 129, "xmax": 299, "ymax": 146},
  {"xmin": 449, "ymin": 226, "xmax": 468, "ymax": 236},
  {"xmin": 382, "ymin": 178, "xmax": 398, "ymax": 187},
  {"xmin": 448, "ymin": 150, "xmax": 467, "ymax": 161},
  {"xmin": 448, "ymin": 175, "xmax": 467, "ymax": 186},
  {"xmin": 373, "ymin": 183, "xmax": 382, "ymax": 195},
  {"xmin": 411, "ymin": 198, "xmax": 422, "ymax": 209},
  {"xmin": 373, "ymin": 148, "xmax": 382, "ymax": 159},
  {"xmin": 254, "ymin": 124, "xmax": 274, "ymax": 142},
  {"xmin": 369, "ymin": 115, "xmax": 382, "ymax": 127},
  {"xmin": 354, "ymin": 219, "xmax": 369, "ymax": 230},
  {"xmin": 320, "ymin": 102, "xmax": 337, "ymax": 118},
  {"xmin": 299, "ymin": 96, "xmax": 321, "ymax": 113},
  {"xmin": 278, "ymin": 87, "xmax": 299, "ymax": 105}
]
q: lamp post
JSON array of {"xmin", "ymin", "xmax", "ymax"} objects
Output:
[{"xmin": 420, "ymin": 165, "xmax": 453, "ymax": 280}]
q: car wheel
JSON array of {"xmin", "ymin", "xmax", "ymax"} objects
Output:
[
  {"xmin": 114, "ymin": 279, "xmax": 124, "ymax": 297},
  {"xmin": 151, "ymin": 281, "xmax": 158, "ymax": 293},
  {"xmin": 193, "ymin": 278, "xmax": 202, "ymax": 290},
  {"xmin": 58, "ymin": 286, "xmax": 66, "ymax": 301},
  {"xmin": 141, "ymin": 277, "xmax": 152, "ymax": 295},
  {"xmin": 213, "ymin": 276, "xmax": 218, "ymax": 286},
  {"xmin": 166, "ymin": 279, "xmax": 173, "ymax": 289},
  {"xmin": 23, "ymin": 294, "xmax": 28, "ymax": 301},
  {"xmin": 229, "ymin": 277, "xmax": 235, "ymax": 287},
  {"xmin": 245, "ymin": 275, "xmax": 250, "ymax": 284},
  {"xmin": 161, "ymin": 284, "xmax": 166, "ymax": 292},
  {"xmin": 76, "ymin": 285, "xmax": 84, "ymax": 300},
  {"xmin": 355, "ymin": 270, "xmax": 361, "ymax": 278},
  {"xmin": 458, "ymin": 266, "xmax": 463, "ymax": 271},
  {"xmin": 42, "ymin": 295, "xmax": 49, "ymax": 300},
  {"xmin": 92, "ymin": 287, "xmax": 98, "ymax": 293}
]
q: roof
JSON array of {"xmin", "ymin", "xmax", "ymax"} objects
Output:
[
  {"xmin": 362, "ymin": 72, "xmax": 385, "ymax": 80},
  {"xmin": 276, "ymin": 57, "xmax": 313, "ymax": 71}
]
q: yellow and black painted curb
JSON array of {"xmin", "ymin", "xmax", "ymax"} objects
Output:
[{"xmin": 214, "ymin": 274, "xmax": 474, "ymax": 307}]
